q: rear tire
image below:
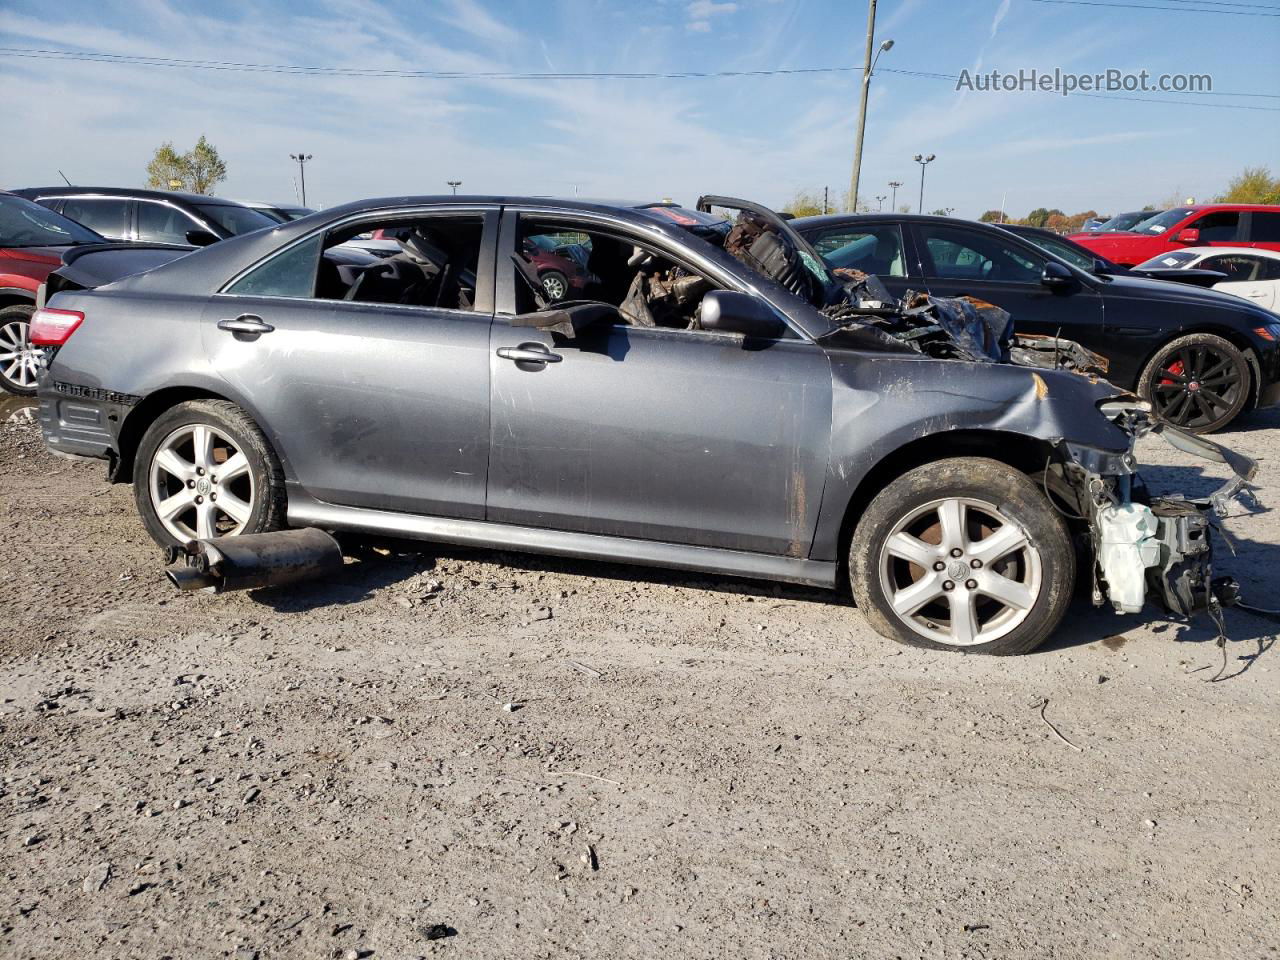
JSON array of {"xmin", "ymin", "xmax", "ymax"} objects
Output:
[
  {"xmin": 1137, "ymin": 333, "xmax": 1249, "ymax": 434},
  {"xmin": 849, "ymin": 457, "xmax": 1075, "ymax": 656},
  {"xmin": 0, "ymin": 304, "xmax": 38, "ymax": 396},
  {"xmin": 540, "ymin": 270, "xmax": 569, "ymax": 301},
  {"xmin": 133, "ymin": 400, "xmax": 286, "ymax": 548}
]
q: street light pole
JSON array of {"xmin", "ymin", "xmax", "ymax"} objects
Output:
[
  {"xmin": 447, "ymin": 180, "xmax": 461, "ymax": 195},
  {"xmin": 913, "ymin": 154, "xmax": 935, "ymax": 213},
  {"xmin": 875, "ymin": 195, "xmax": 887, "ymax": 211},
  {"xmin": 888, "ymin": 180, "xmax": 902, "ymax": 212},
  {"xmin": 848, "ymin": 0, "xmax": 894, "ymax": 213},
  {"xmin": 289, "ymin": 153, "xmax": 313, "ymax": 206}
]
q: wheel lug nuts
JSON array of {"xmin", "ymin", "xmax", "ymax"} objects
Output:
[
  {"xmin": 196, "ymin": 468, "xmax": 205, "ymax": 476},
  {"xmin": 950, "ymin": 548, "xmax": 963, "ymax": 558},
  {"xmin": 210, "ymin": 494, "xmax": 217, "ymax": 501},
  {"xmin": 187, "ymin": 479, "xmax": 195, "ymax": 488},
  {"xmin": 970, "ymin": 558, "xmax": 982, "ymax": 569},
  {"xmin": 195, "ymin": 496, "xmax": 204, "ymax": 504},
  {"xmin": 965, "ymin": 579, "xmax": 978, "ymax": 590},
  {"xmin": 942, "ymin": 580, "xmax": 955, "ymax": 592},
  {"xmin": 933, "ymin": 561, "xmax": 945, "ymax": 571}
]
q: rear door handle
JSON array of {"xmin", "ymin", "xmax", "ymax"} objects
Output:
[
  {"xmin": 496, "ymin": 343, "xmax": 562, "ymax": 365},
  {"xmin": 217, "ymin": 315, "xmax": 275, "ymax": 336}
]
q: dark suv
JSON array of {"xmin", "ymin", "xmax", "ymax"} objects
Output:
[{"xmin": 10, "ymin": 187, "xmax": 279, "ymax": 247}]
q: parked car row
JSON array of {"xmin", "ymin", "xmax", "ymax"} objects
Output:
[{"xmin": 21, "ymin": 191, "xmax": 1259, "ymax": 657}]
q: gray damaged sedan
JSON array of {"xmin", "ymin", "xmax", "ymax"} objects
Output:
[{"xmin": 30, "ymin": 194, "xmax": 1255, "ymax": 654}]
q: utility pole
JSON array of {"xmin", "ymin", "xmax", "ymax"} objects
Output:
[
  {"xmin": 913, "ymin": 154, "xmax": 935, "ymax": 213},
  {"xmin": 290, "ymin": 152, "xmax": 313, "ymax": 206},
  {"xmin": 848, "ymin": 1, "xmax": 894, "ymax": 213},
  {"xmin": 888, "ymin": 180, "xmax": 902, "ymax": 211},
  {"xmin": 823, "ymin": 186, "xmax": 829, "ymax": 215},
  {"xmin": 447, "ymin": 180, "xmax": 462, "ymax": 195}
]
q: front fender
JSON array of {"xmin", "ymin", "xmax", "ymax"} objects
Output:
[{"xmin": 810, "ymin": 351, "xmax": 1129, "ymax": 561}]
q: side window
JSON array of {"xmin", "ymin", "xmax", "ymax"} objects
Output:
[
  {"xmin": 136, "ymin": 201, "xmax": 200, "ymax": 244},
  {"xmin": 917, "ymin": 224, "xmax": 1043, "ymax": 283},
  {"xmin": 1189, "ymin": 211, "xmax": 1240, "ymax": 242},
  {"xmin": 515, "ymin": 217, "xmax": 751, "ymax": 335},
  {"xmin": 1199, "ymin": 255, "xmax": 1261, "ymax": 283},
  {"xmin": 225, "ymin": 215, "xmax": 484, "ymax": 309},
  {"xmin": 59, "ymin": 198, "xmax": 129, "ymax": 239},
  {"xmin": 807, "ymin": 224, "xmax": 906, "ymax": 276},
  {"xmin": 226, "ymin": 235, "xmax": 323, "ymax": 298},
  {"xmin": 1263, "ymin": 259, "xmax": 1280, "ymax": 282},
  {"xmin": 1249, "ymin": 212, "xmax": 1280, "ymax": 243}
]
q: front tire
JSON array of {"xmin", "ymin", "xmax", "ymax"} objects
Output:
[
  {"xmin": 0, "ymin": 304, "xmax": 38, "ymax": 396},
  {"xmin": 849, "ymin": 458, "xmax": 1075, "ymax": 655},
  {"xmin": 133, "ymin": 400, "xmax": 286, "ymax": 548},
  {"xmin": 1137, "ymin": 333, "xmax": 1249, "ymax": 434}
]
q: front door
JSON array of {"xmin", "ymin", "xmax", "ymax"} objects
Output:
[
  {"xmin": 486, "ymin": 210, "xmax": 833, "ymax": 557},
  {"xmin": 910, "ymin": 221, "xmax": 1105, "ymax": 346},
  {"xmin": 206, "ymin": 209, "xmax": 498, "ymax": 517}
]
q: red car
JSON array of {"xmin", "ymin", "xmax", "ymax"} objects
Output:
[
  {"xmin": 0, "ymin": 192, "xmax": 104, "ymax": 395},
  {"xmin": 1070, "ymin": 203, "xmax": 1280, "ymax": 267}
]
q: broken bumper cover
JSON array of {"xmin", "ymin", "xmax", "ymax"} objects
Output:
[{"xmin": 1055, "ymin": 400, "xmax": 1257, "ymax": 618}]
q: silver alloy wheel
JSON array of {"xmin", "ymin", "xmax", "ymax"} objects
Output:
[
  {"xmin": 878, "ymin": 496, "xmax": 1042, "ymax": 647},
  {"xmin": 148, "ymin": 424, "xmax": 256, "ymax": 542},
  {"xmin": 0, "ymin": 320, "xmax": 38, "ymax": 391},
  {"xmin": 541, "ymin": 273, "xmax": 568, "ymax": 300}
]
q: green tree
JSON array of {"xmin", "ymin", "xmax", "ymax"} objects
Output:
[
  {"xmin": 186, "ymin": 136, "xmax": 227, "ymax": 195},
  {"xmin": 782, "ymin": 188, "xmax": 826, "ymax": 218},
  {"xmin": 144, "ymin": 135, "xmax": 227, "ymax": 194},
  {"xmin": 145, "ymin": 142, "xmax": 187, "ymax": 191},
  {"xmin": 1024, "ymin": 207, "xmax": 1063, "ymax": 228},
  {"xmin": 978, "ymin": 209, "xmax": 1007, "ymax": 223},
  {"xmin": 1218, "ymin": 166, "xmax": 1280, "ymax": 205}
]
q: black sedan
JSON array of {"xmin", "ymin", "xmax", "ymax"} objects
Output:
[{"xmin": 793, "ymin": 213, "xmax": 1280, "ymax": 432}]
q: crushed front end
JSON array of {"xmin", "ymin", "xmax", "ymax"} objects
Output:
[{"xmin": 1046, "ymin": 397, "xmax": 1257, "ymax": 619}]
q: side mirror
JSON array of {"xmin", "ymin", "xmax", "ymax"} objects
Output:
[
  {"xmin": 1174, "ymin": 228, "xmax": 1199, "ymax": 244},
  {"xmin": 1040, "ymin": 260, "xmax": 1076, "ymax": 289},
  {"xmin": 185, "ymin": 229, "xmax": 219, "ymax": 247},
  {"xmin": 700, "ymin": 290, "xmax": 785, "ymax": 339},
  {"xmin": 1092, "ymin": 257, "xmax": 1115, "ymax": 275}
]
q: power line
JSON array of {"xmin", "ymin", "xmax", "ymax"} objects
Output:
[
  {"xmin": 1, "ymin": 45, "xmax": 1276, "ymax": 110},
  {"xmin": 1028, "ymin": 0, "xmax": 1280, "ymax": 14}
]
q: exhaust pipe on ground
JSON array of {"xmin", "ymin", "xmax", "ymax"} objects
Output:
[{"xmin": 164, "ymin": 527, "xmax": 344, "ymax": 593}]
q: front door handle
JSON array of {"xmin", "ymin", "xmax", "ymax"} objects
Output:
[
  {"xmin": 496, "ymin": 343, "xmax": 563, "ymax": 365},
  {"xmin": 217, "ymin": 315, "xmax": 275, "ymax": 336}
]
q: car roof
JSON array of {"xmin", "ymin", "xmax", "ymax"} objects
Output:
[
  {"xmin": 1171, "ymin": 246, "xmax": 1280, "ymax": 261},
  {"xmin": 792, "ymin": 212, "xmax": 1018, "ymax": 230},
  {"xmin": 9, "ymin": 186, "xmax": 244, "ymax": 206},
  {"xmin": 1167, "ymin": 203, "xmax": 1280, "ymax": 213}
]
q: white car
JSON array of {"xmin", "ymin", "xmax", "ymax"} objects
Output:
[{"xmin": 1135, "ymin": 246, "xmax": 1280, "ymax": 311}]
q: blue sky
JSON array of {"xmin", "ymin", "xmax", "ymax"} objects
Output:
[{"xmin": 1, "ymin": 0, "xmax": 1276, "ymax": 218}]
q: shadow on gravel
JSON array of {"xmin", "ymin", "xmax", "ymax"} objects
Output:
[{"xmin": 245, "ymin": 542, "xmax": 435, "ymax": 612}]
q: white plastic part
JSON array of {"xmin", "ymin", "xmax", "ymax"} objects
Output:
[{"xmin": 1097, "ymin": 503, "xmax": 1161, "ymax": 614}]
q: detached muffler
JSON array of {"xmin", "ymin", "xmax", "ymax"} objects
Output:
[{"xmin": 164, "ymin": 528, "xmax": 344, "ymax": 593}]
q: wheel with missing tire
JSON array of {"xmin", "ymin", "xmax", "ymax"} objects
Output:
[
  {"xmin": 0, "ymin": 304, "xmax": 39, "ymax": 396},
  {"xmin": 849, "ymin": 457, "xmax": 1075, "ymax": 655},
  {"xmin": 1138, "ymin": 333, "xmax": 1250, "ymax": 434},
  {"xmin": 133, "ymin": 399, "xmax": 287, "ymax": 548}
]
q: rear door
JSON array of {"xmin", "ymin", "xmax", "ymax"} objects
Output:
[
  {"xmin": 910, "ymin": 221, "xmax": 1105, "ymax": 345},
  {"xmin": 1200, "ymin": 252, "xmax": 1279, "ymax": 311},
  {"xmin": 1246, "ymin": 211, "xmax": 1280, "ymax": 253},
  {"xmin": 57, "ymin": 196, "xmax": 132, "ymax": 241},
  {"xmin": 206, "ymin": 208, "xmax": 498, "ymax": 517},
  {"xmin": 486, "ymin": 208, "xmax": 832, "ymax": 556}
]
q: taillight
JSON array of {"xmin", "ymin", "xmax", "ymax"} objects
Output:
[{"xmin": 29, "ymin": 307, "xmax": 84, "ymax": 346}]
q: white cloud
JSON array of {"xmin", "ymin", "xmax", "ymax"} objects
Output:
[
  {"xmin": 686, "ymin": 0, "xmax": 737, "ymax": 32},
  {"xmin": 437, "ymin": 0, "xmax": 519, "ymax": 47}
]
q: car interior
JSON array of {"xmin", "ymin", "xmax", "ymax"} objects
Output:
[
  {"xmin": 316, "ymin": 217, "xmax": 483, "ymax": 310},
  {"xmin": 514, "ymin": 219, "xmax": 716, "ymax": 331},
  {"xmin": 811, "ymin": 227, "xmax": 906, "ymax": 276}
]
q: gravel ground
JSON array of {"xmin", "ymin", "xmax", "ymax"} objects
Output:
[{"xmin": 2, "ymin": 394, "xmax": 1278, "ymax": 960}]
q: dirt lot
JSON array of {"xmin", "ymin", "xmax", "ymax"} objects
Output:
[{"xmin": 2, "ymin": 394, "xmax": 1278, "ymax": 960}]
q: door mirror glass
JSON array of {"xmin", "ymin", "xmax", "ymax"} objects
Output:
[
  {"xmin": 1040, "ymin": 260, "xmax": 1075, "ymax": 288},
  {"xmin": 186, "ymin": 229, "xmax": 220, "ymax": 246},
  {"xmin": 699, "ymin": 290, "xmax": 784, "ymax": 338},
  {"xmin": 1174, "ymin": 228, "xmax": 1200, "ymax": 244}
]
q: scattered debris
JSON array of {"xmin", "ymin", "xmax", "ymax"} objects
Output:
[
  {"xmin": 547, "ymin": 770, "xmax": 622, "ymax": 786},
  {"xmin": 82, "ymin": 864, "xmax": 111, "ymax": 894},
  {"xmin": 1032, "ymin": 697, "xmax": 1083, "ymax": 752},
  {"xmin": 566, "ymin": 659, "xmax": 602, "ymax": 679}
]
